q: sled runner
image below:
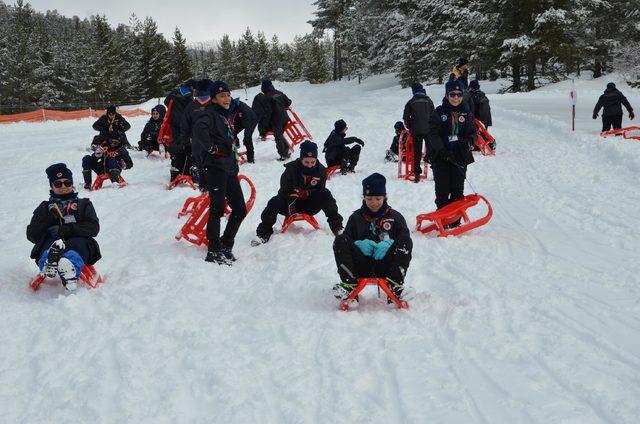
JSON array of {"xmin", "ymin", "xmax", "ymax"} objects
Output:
[
  {"xmin": 415, "ymin": 194, "xmax": 493, "ymax": 237},
  {"xmin": 474, "ymin": 119, "xmax": 496, "ymax": 156},
  {"xmin": 397, "ymin": 130, "xmax": 428, "ymax": 180},
  {"xmin": 281, "ymin": 213, "xmax": 320, "ymax": 233},
  {"xmin": 168, "ymin": 174, "xmax": 197, "ymax": 191},
  {"xmin": 90, "ymin": 173, "xmax": 127, "ymax": 191},
  {"xmin": 600, "ymin": 126, "xmax": 640, "ymax": 141},
  {"xmin": 326, "ymin": 165, "xmax": 341, "ymax": 180},
  {"xmin": 261, "ymin": 108, "xmax": 313, "ymax": 152},
  {"xmin": 339, "ymin": 278, "xmax": 409, "ymax": 311},
  {"xmin": 175, "ymin": 175, "xmax": 256, "ymax": 246},
  {"xmin": 30, "ymin": 265, "xmax": 103, "ymax": 291}
]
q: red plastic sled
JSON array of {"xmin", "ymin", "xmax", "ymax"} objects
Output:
[
  {"xmin": 474, "ymin": 119, "xmax": 496, "ymax": 156},
  {"xmin": 158, "ymin": 99, "xmax": 174, "ymax": 146},
  {"xmin": 30, "ymin": 265, "xmax": 103, "ymax": 291},
  {"xmin": 416, "ymin": 194, "xmax": 493, "ymax": 237},
  {"xmin": 90, "ymin": 173, "xmax": 127, "ymax": 191},
  {"xmin": 168, "ymin": 174, "xmax": 196, "ymax": 191},
  {"xmin": 175, "ymin": 175, "xmax": 257, "ymax": 246},
  {"xmin": 398, "ymin": 130, "xmax": 428, "ymax": 181},
  {"xmin": 281, "ymin": 213, "xmax": 320, "ymax": 233},
  {"xmin": 339, "ymin": 278, "xmax": 409, "ymax": 311},
  {"xmin": 600, "ymin": 126, "xmax": 640, "ymax": 141},
  {"xmin": 261, "ymin": 108, "xmax": 313, "ymax": 152}
]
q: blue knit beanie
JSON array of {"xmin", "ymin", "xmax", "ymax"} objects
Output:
[
  {"xmin": 334, "ymin": 119, "xmax": 347, "ymax": 132},
  {"xmin": 46, "ymin": 163, "xmax": 73, "ymax": 184},
  {"xmin": 210, "ymin": 80, "xmax": 230, "ymax": 97},
  {"xmin": 299, "ymin": 140, "xmax": 318, "ymax": 159},
  {"xmin": 445, "ymin": 80, "xmax": 464, "ymax": 94},
  {"xmin": 261, "ymin": 79, "xmax": 273, "ymax": 92},
  {"xmin": 411, "ymin": 83, "xmax": 426, "ymax": 95},
  {"xmin": 362, "ymin": 173, "xmax": 386, "ymax": 196}
]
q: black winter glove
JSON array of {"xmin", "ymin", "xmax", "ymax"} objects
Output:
[
  {"xmin": 592, "ymin": 114, "xmax": 598, "ymax": 120},
  {"xmin": 630, "ymin": 112, "xmax": 635, "ymax": 120},
  {"xmin": 355, "ymin": 138, "xmax": 365, "ymax": 146},
  {"xmin": 292, "ymin": 188, "xmax": 309, "ymax": 200}
]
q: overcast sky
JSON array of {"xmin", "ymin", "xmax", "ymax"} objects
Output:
[{"xmin": 26, "ymin": 0, "xmax": 318, "ymax": 43}]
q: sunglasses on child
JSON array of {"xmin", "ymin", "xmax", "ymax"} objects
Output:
[
  {"xmin": 53, "ymin": 180, "xmax": 73, "ymax": 188},
  {"xmin": 448, "ymin": 92, "xmax": 464, "ymax": 98}
]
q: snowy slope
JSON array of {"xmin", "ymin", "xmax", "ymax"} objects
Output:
[{"xmin": 1, "ymin": 75, "xmax": 639, "ymax": 423}]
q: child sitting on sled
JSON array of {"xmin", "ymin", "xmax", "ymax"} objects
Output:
[
  {"xmin": 82, "ymin": 131, "xmax": 133, "ymax": 189},
  {"xmin": 332, "ymin": 173, "xmax": 413, "ymax": 304},
  {"xmin": 385, "ymin": 121, "xmax": 405, "ymax": 162},
  {"xmin": 26, "ymin": 164, "xmax": 101, "ymax": 291}
]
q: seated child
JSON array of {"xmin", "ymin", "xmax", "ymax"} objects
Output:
[
  {"xmin": 138, "ymin": 105, "xmax": 166, "ymax": 154},
  {"xmin": 26, "ymin": 163, "xmax": 101, "ymax": 291},
  {"xmin": 82, "ymin": 131, "xmax": 133, "ymax": 189},
  {"xmin": 323, "ymin": 119, "xmax": 364, "ymax": 174},
  {"xmin": 385, "ymin": 121, "xmax": 405, "ymax": 162}
]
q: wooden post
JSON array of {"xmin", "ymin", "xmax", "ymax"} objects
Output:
[{"xmin": 572, "ymin": 105, "xmax": 575, "ymax": 131}]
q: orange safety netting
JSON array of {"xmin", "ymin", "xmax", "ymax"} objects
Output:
[{"xmin": 0, "ymin": 108, "xmax": 149, "ymax": 124}]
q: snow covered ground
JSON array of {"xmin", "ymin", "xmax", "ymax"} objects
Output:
[{"xmin": 1, "ymin": 74, "xmax": 639, "ymax": 423}]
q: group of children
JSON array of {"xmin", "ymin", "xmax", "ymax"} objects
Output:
[{"xmin": 28, "ymin": 72, "xmax": 494, "ymax": 305}]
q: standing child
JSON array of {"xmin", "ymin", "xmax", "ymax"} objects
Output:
[
  {"xmin": 332, "ymin": 173, "xmax": 413, "ymax": 304},
  {"xmin": 191, "ymin": 80, "xmax": 247, "ymax": 265},
  {"xmin": 593, "ymin": 82, "xmax": 634, "ymax": 132},
  {"xmin": 427, "ymin": 80, "xmax": 475, "ymax": 221},
  {"xmin": 27, "ymin": 164, "xmax": 101, "ymax": 291},
  {"xmin": 403, "ymin": 83, "xmax": 434, "ymax": 182},
  {"xmin": 323, "ymin": 119, "xmax": 364, "ymax": 174},
  {"xmin": 261, "ymin": 79, "xmax": 293, "ymax": 161}
]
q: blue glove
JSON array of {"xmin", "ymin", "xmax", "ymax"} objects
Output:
[
  {"xmin": 373, "ymin": 239, "xmax": 394, "ymax": 260},
  {"xmin": 354, "ymin": 239, "xmax": 377, "ymax": 257}
]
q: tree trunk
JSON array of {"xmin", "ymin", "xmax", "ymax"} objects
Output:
[
  {"xmin": 526, "ymin": 53, "xmax": 536, "ymax": 91},
  {"xmin": 511, "ymin": 57, "xmax": 522, "ymax": 92},
  {"xmin": 594, "ymin": 59, "xmax": 602, "ymax": 78}
]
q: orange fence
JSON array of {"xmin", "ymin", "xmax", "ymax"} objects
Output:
[{"xmin": 0, "ymin": 108, "xmax": 149, "ymax": 124}]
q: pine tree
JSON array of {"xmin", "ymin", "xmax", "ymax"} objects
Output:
[
  {"xmin": 218, "ymin": 34, "xmax": 235, "ymax": 85},
  {"xmin": 172, "ymin": 27, "xmax": 191, "ymax": 85},
  {"xmin": 304, "ymin": 37, "xmax": 330, "ymax": 83}
]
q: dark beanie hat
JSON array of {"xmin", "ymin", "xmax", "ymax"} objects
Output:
[
  {"xmin": 185, "ymin": 79, "xmax": 198, "ymax": 90},
  {"xmin": 46, "ymin": 163, "xmax": 73, "ymax": 184},
  {"xmin": 299, "ymin": 140, "xmax": 318, "ymax": 159},
  {"xmin": 469, "ymin": 80, "xmax": 480, "ymax": 90},
  {"xmin": 334, "ymin": 119, "xmax": 347, "ymax": 132},
  {"xmin": 445, "ymin": 80, "xmax": 464, "ymax": 94},
  {"xmin": 362, "ymin": 173, "xmax": 386, "ymax": 196},
  {"xmin": 210, "ymin": 80, "xmax": 230, "ymax": 97},
  {"xmin": 196, "ymin": 79, "xmax": 213, "ymax": 94},
  {"xmin": 261, "ymin": 79, "xmax": 273, "ymax": 92},
  {"xmin": 106, "ymin": 105, "xmax": 116, "ymax": 114},
  {"xmin": 607, "ymin": 82, "xmax": 616, "ymax": 89},
  {"xmin": 411, "ymin": 83, "xmax": 426, "ymax": 95},
  {"xmin": 394, "ymin": 121, "xmax": 405, "ymax": 131},
  {"xmin": 457, "ymin": 57, "xmax": 469, "ymax": 67}
]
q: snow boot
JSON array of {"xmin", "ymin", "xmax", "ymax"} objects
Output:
[
  {"xmin": 220, "ymin": 245, "xmax": 237, "ymax": 263},
  {"xmin": 333, "ymin": 280, "xmax": 358, "ymax": 301},
  {"xmin": 386, "ymin": 279, "xmax": 415, "ymax": 304},
  {"xmin": 204, "ymin": 250, "xmax": 232, "ymax": 266},
  {"xmin": 250, "ymin": 235, "xmax": 270, "ymax": 247},
  {"xmin": 57, "ymin": 257, "xmax": 78, "ymax": 291},
  {"xmin": 170, "ymin": 167, "xmax": 180, "ymax": 183},
  {"xmin": 108, "ymin": 168, "xmax": 121, "ymax": 184},
  {"xmin": 82, "ymin": 170, "xmax": 92, "ymax": 190},
  {"xmin": 44, "ymin": 240, "xmax": 65, "ymax": 278}
]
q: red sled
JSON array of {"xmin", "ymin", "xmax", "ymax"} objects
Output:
[
  {"xmin": 474, "ymin": 119, "xmax": 496, "ymax": 156},
  {"xmin": 326, "ymin": 165, "xmax": 341, "ymax": 180},
  {"xmin": 281, "ymin": 213, "xmax": 320, "ymax": 233},
  {"xmin": 416, "ymin": 194, "xmax": 493, "ymax": 237},
  {"xmin": 339, "ymin": 278, "xmax": 409, "ymax": 311},
  {"xmin": 600, "ymin": 126, "xmax": 640, "ymax": 141},
  {"xmin": 158, "ymin": 99, "xmax": 173, "ymax": 146},
  {"xmin": 91, "ymin": 173, "xmax": 126, "ymax": 191},
  {"xmin": 175, "ymin": 175, "xmax": 257, "ymax": 246},
  {"xmin": 168, "ymin": 174, "xmax": 196, "ymax": 191},
  {"xmin": 30, "ymin": 265, "xmax": 103, "ymax": 291},
  {"xmin": 261, "ymin": 108, "xmax": 313, "ymax": 152},
  {"xmin": 398, "ymin": 130, "xmax": 428, "ymax": 181}
]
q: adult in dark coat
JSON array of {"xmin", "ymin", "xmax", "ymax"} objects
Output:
[
  {"xmin": 403, "ymin": 83, "xmax": 434, "ymax": 182},
  {"xmin": 138, "ymin": 104, "xmax": 166, "ymax": 153},
  {"xmin": 92, "ymin": 105, "xmax": 132, "ymax": 149},
  {"xmin": 427, "ymin": 80, "xmax": 476, "ymax": 214},
  {"xmin": 252, "ymin": 91, "xmax": 272, "ymax": 137},
  {"xmin": 332, "ymin": 173, "xmax": 413, "ymax": 303},
  {"xmin": 27, "ymin": 164, "xmax": 101, "ymax": 291},
  {"xmin": 593, "ymin": 82, "xmax": 634, "ymax": 132},
  {"xmin": 191, "ymin": 80, "xmax": 247, "ymax": 265},
  {"xmin": 261, "ymin": 79, "xmax": 293, "ymax": 160},
  {"xmin": 468, "ymin": 80, "xmax": 492, "ymax": 127},
  {"xmin": 82, "ymin": 132, "xmax": 133, "ymax": 188},
  {"xmin": 231, "ymin": 98, "xmax": 258, "ymax": 163},
  {"xmin": 323, "ymin": 119, "xmax": 364, "ymax": 174},
  {"xmin": 253, "ymin": 141, "xmax": 343, "ymax": 244}
]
